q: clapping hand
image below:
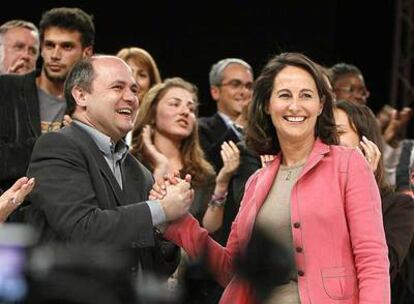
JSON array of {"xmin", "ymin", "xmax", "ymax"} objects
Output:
[
  {"xmin": 215, "ymin": 141, "xmax": 240, "ymax": 190},
  {"xmin": 142, "ymin": 125, "xmax": 170, "ymax": 180},
  {"xmin": 0, "ymin": 177, "xmax": 35, "ymax": 223}
]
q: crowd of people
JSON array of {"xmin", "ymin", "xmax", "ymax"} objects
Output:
[{"xmin": 0, "ymin": 6, "xmax": 413, "ymax": 304}]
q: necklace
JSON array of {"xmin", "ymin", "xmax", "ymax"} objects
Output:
[{"xmin": 285, "ymin": 170, "xmax": 292, "ymax": 181}]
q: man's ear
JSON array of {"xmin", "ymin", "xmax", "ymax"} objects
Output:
[
  {"xmin": 210, "ymin": 86, "xmax": 220, "ymax": 102},
  {"xmin": 83, "ymin": 46, "xmax": 93, "ymax": 57},
  {"xmin": 71, "ymin": 86, "xmax": 87, "ymax": 108}
]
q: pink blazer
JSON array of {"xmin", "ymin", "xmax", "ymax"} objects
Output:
[{"xmin": 165, "ymin": 139, "xmax": 390, "ymax": 304}]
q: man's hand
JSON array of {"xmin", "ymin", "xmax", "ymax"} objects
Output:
[{"xmin": 159, "ymin": 176, "xmax": 194, "ymax": 221}]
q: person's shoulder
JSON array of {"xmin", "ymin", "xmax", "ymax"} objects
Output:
[
  {"xmin": 325, "ymin": 144, "xmax": 366, "ymax": 170},
  {"xmin": 384, "ymin": 191, "xmax": 414, "ymax": 205},
  {"xmin": 198, "ymin": 113, "xmax": 222, "ymax": 126},
  {"xmin": 328, "ymin": 144, "xmax": 358, "ymax": 158},
  {"xmin": 35, "ymin": 127, "xmax": 73, "ymax": 146},
  {"xmin": 0, "ymin": 71, "xmax": 36, "ymax": 84}
]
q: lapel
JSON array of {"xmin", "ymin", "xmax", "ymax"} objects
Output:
[
  {"xmin": 70, "ymin": 123, "xmax": 125, "ymax": 205},
  {"xmin": 297, "ymin": 138, "xmax": 330, "ymax": 180},
  {"xmin": 23, "ymin": 72, "xmax": 41, "ymax": 137},
  {"xmin": 121, "ymin": 156, "xmax": 143, "ymax": 205},
  {"xmin": 211, "ymin": 112, "xmax": 240, "ymax": 141}
]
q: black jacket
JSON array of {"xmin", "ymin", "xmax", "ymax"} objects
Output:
[
  {"xmin": 0, "ymin": 71, "xmax": 40, "ymax": 191},
  {"xmin": 26, "ymin": 123, "xmax": 179, "ymax": 276},
  {"xmin": 198, "ymin": 113, "xmax": 240, "ymax": 171}
]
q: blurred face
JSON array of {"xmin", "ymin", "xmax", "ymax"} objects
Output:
[
  {"xmin": 333, "ymin": 108, "xmax": 360, "ymax": 148},
  {"xmin": 126, "ymin": 59, "xmax": 151, "ymax": 101},
  {"xmin": 78, "ymin": 57, "xmax": 139, "ymax": 142},
  {"xmin": 155, "ymin": 87, "xmax": 197, "ymax": 142},
  {"xmin": 41, "ymin": 26, "xmax": 92, "ymax": 83},
  {"xmin": 1, "ymin": 26, "xmax": 39, "ymax": 74},
  {"xmin": 267, "ymin": 66, "xmax": 323, "ymax": 146},
  {"xmin": 211, "ymin": 63, "xmax": 253, "ymax": 121},
  {"xmin": 333, "ymin": 73, "xmax": 369, "ymax": 104}
]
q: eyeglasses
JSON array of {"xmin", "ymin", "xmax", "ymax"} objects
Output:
[
  {"xmin": 219, "ymin": 79, "xmax": 253, "ymax": 91},
  {"xmin": 334, "ymin": 86, "xmax": 370, "ymax": 98}
]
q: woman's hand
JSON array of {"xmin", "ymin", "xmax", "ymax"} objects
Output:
[
  {"xmin": 359, "ymin": 136, "xmax": 381, "ymax": 173},
  {"xmin": 142, "ymin": 125, "xmax": 170, "ymax": 179},
  {"xmin": 215, "ymin": 141, "xmax": 240, "ymax": 193},
  {"xmin": 0, "ymin": 177, "xmax": 35, "ymax": 223},
  {"xmin": 260, "ymin": 154, "xmax": 276, "ymax": 168},
  {"xmin": 62, "ymin": 115, "xmax": 73, "ymax": 127}
]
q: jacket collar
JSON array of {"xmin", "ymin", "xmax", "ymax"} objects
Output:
[{"xmin": 255, "ymin": 138, "xmax": 330, "ymax": 206}]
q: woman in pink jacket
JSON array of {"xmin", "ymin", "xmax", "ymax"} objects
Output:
[{"xmin": 162, "ymin": 52, "xmax": 390, "ymax": 303}]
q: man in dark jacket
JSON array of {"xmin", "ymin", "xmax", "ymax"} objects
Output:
[
  {"xmin": 0, "ymin": 7, "xmax": 94, "ymax": 199},
  {"xmin": 198, "ymin": 58, "xmax": 253, "ymax": 171},
  {"xmin": 27, "ymin": 55, "xmax": 193, "ymax": 279}
]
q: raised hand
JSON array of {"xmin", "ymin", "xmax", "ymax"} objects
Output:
[
  {"xmin": 358, "ymin": 136, "xmax": 381, "ymax": 173},
  {"xmin": 0, "ymin": 177, "xmax": 35, "ymax": 223},
  {"xmin": 382, "ymin": 107, "xmax": 413, "ymax": 147},
  {"xmin": 62, "ymin": 114, "xmax": 73, "ymax": 127},
  {"xmin": 141, "ymin": 125, "xmax": 170, "ymax": 180},
  {"xmin": 260, "ymin": 154, "xmax": 276, "ymax": 168},
  {"xmin": 215, "ymin": 141, "xmax": 240, "ymax": 193}
]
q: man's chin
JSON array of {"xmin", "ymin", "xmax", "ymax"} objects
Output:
[{"xmin": 44, "ymin": 69, "xmax": 67, "ymax": 83}]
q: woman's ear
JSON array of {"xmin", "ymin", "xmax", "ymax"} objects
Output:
[{"xmin": 318, "ymin": 97, "xmax": 325, "ymax": 115}]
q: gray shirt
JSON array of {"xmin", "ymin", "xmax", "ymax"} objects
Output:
[{"xmin": 38, "ymin": 87, "xmax": 66, "ymax": 133}]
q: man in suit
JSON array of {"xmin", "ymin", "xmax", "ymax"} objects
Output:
[
  {"xmin": 199, "ymin": 58, "xmax": 253, "ymax": 171},
  {"xmin": 0, "ymin": 7, "xmax": 94, "ymax": 199},
  {"xmin": 26, "ymin": 55, "xmax": 193, "ymax": 278}
]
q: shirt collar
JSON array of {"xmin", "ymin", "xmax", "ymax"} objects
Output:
[
  {"xmin": 73, "ymin": 120, "xmax": 129, "ymax": 160},
  {"xmin": 217, "ymin": 111, "xmax": 234, "ymax": 128}
]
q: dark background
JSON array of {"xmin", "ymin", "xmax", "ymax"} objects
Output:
[{"xmin": 1, "ymin": 0, "xmax": 396, "ymax": 117}]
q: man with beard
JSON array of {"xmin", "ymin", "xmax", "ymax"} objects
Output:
[{"xmin": 0, "ymin": 7, "xmax": 94, "ymax": 220}]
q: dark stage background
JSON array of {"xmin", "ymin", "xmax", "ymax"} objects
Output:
[{"xmin": 1, "ymin": 0, "xmax": 396, "ymax": 118}]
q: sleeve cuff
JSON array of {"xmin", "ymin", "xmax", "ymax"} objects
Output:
[{"xmin": 147, "ymin": 200, "xmax": 167, "ymax": 226}]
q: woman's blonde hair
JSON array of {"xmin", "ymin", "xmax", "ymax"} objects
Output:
[{"xmin": 116, "ymin": 47, "xmax": 162, "ymax": 88}]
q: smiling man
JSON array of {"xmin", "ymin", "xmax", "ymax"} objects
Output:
[
  {"xmin": 0, "ymin": 8, "xmax": 94, "ymax": 211},
  {"xmin": 199, "ymin": 58, "xmax": 254, "ymax": 171},
  {"xmin": 26, "ymin": 55, "xmax": 193, "ymax": 280}
]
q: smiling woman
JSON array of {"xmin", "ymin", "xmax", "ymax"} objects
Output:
[{"xmin": 161, "ymin": 52, "xmax": 391, "ymax": 304}]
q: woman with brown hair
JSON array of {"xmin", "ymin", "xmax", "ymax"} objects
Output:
[
  {"xmin": 161, "ymin": 53, "xmax": 390, "ymax": 303},
  {"xmin": 334, "ymin": 99, "xmax": 414, "ymax": 282},
  {"xmin": 131, "ymin": 77, "xmax": 240, "ymax": 232}
]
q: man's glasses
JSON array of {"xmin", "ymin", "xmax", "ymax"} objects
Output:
[
  {"xmin": 334, "ymin": 86, "xmax": 370, "ymax": 98},
  {"xmin": 219, "ymin": 79, "xmax": 253, "ymax": 91}
]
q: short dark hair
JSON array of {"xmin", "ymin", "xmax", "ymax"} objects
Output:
[
  {"xmin": 246, "ymin": 52, "xmax": 337, "ymax": 155},
  {"xmin": 64, "ymin": 56, "xmax": 96, "ymax": 116},
  {"xmin": 329, "ymin": 63, "xmax": 362, "ymax": 85},
  {"xmin": 39, "ymin": 7, "xmax": 95, "ymax": 48}
]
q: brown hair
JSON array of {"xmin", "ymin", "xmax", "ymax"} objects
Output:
[
  {"xmin": 246, "ymin": 52, "xmax": 338, "ymax": 155},
  {"xmin": 334, "ymin": 99, "xmax": 392, "ymax": 195},
  {"xmin": 131, "ymin": 77, "xmax": 215, "ymax": 186}
]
